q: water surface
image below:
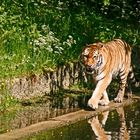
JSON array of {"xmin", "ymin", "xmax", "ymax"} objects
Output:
[
  {"xmin": 24, "ymin": 101, "xmax": 140, "ymax": 140},
  {"xmin": 0, "ymin": 93, "xmax": 88, "ymax": 134}
]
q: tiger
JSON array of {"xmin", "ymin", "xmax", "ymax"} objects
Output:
[{"xmin": 80, "ymin": 39, "xmax": 139, "ymax": 110}]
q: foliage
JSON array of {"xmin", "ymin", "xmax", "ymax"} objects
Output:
[
  {"xmin": 0, "ymin": 88, "xmax": 18, "ymax": 112},
  {"xmin": 0, "ymin": 0, "xmax": 140, "ymax": 79}
]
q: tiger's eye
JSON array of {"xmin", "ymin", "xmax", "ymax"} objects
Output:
[
  {"xmin": 93, "ymin": 55, "xmax": 98, "ymax": 60},
  {"xmin": 93, "ymin": 55, "xmax": 97, "ymax": 59}
]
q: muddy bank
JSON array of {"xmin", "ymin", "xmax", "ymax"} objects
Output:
[
  {"xmin": 0, "ymin": 96, "xmax": 140, "ymax": 140},
  {"xmin": 0, "ymin": 62, "xmax": 90, "ymax": 99}
]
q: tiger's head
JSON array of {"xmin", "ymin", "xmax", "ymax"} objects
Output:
[{"xmin": 80, "ymin": 42, "xmax": 104, "ymax": 74}]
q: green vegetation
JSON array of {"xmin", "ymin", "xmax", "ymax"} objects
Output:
[
  {"xmin": 0, "ymin": 0, "xmax": 140, "ymax": 79},
  {"xmin": 0, "ymin": 0, "xmax": 140, "ymax": 109},
  {"xmin": 0, "ymin": 80, "xmax": 18, "ymax": 111}
]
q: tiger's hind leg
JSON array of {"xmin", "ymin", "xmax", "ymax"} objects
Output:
[
  {"xmin": 114, "ymin": 70, "xmax": 129, "ymax": 103},
  {"xmin": 99, "ymin": 91, "xmax": 110, "ymax": 106},
  {"xmin": 125, "ymin": 67, "xmax": 140, "ymax": 98},
  {"xmin": 125, "ymin": 82, "xmax": 132, "ymax": 99}
]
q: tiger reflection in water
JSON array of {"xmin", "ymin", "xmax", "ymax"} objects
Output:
[{"xmin": 88, "ymin": 107, "xmax": 130, "ymax": 140}]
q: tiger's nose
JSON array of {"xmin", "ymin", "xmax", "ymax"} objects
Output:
[
  {"xmin": 86, "ymin": 64, "xmax": 93, "ymax": 68},
  {"xmin": 86, "ymin": 65, "xmax": 93, "ymax": 71}
]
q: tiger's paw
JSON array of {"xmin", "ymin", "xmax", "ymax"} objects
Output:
[
  {"xmin": 88, "ymin": 98, "xmax": 98, "ymax": 110},
  {"xmin": 114, "ymin": 96, "xmax": 123, "ymax": 103},
  {"xmin": 99, "ymin": 99, "xmax": 110, "ymax": 106}
]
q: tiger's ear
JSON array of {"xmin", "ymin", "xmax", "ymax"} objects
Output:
[
  {"xmin": 97, "ymin": 42, "xmax": 104, "ymax": 49},
  {"xmin": 85, "ymin": 43, "xmax": 90, "ymax": 47}
]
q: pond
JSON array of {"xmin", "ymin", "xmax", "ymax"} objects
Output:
[
  {"xmin": 0, "ymin": 93, "xmax": 89, "ymax": 134},
  {"xmin": 0, "ymin": 92, "xmax": 140, "ymax": 140},
  {"xmin": 24, "ymin": 101, "xmax": 140, "ymax": 140}
]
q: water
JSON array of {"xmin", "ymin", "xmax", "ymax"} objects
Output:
[
  {"xmin": 1, "ymin": 93, "xmax": 140, "ymax": 140},
  {"xmin": 0, "ymin": 93, "xmax": 89, "ymax": 134},
  {"xmin": 25, "ymin": 101, "xmax": 140, "ymax": 140}
]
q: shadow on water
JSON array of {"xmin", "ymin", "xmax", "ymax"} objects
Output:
[
  {"xmin": 0, "ymin": 92, "xmax": 90, "ymax": 134},
  {"xmin": 24, "ymin": 101, "xmax": 140, "ymax": 140}
]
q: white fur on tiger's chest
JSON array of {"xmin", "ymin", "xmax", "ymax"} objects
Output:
[{"xmin": 95, "ymin": 72, "xmax": 105, "ymax": 81}]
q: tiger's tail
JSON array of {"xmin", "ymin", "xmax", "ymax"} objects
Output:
[{"xmin": 128, "ymin": 66, "xmax": 139, "ymax": 87}]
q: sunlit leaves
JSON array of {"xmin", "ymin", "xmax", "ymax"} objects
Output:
[{"xmin": 0, "ymin": 0, "xmax": 140, "ymax": 79}]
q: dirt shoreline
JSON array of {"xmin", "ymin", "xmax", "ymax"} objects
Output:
[{"xmin": 0, "ymin": 96, "xmax": 140, "ymax": 140}]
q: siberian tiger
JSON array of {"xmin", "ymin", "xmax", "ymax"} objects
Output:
[{"xmin": 80, "ymin": 39, "xmax": 139, "ymax": 109}]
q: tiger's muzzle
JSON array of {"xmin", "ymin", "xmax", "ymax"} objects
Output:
[{"xmin": 85, "ymin": 65, "xmax": 95, "ymax": 74}]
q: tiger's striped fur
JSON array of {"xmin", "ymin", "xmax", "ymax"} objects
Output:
[{"xmin": 80, "ymin": 39, "xmax": 139, "ymax": 109}]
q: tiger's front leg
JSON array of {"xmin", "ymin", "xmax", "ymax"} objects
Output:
[
  {"xmin": 88, "ymin": 75, "xmax": 112, "ymax": 110},
  {"xmin": 99, "ymin": 90, "xmax": 110, "ymax": 106}
]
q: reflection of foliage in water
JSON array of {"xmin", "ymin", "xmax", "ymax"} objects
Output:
[
  {"xmin": 0, "ymin": 93, "xmax": 89, "ymax": 134},
  {"xmin": 24, "ymin": 101, "xmax": 140, "ymax": 140}
]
